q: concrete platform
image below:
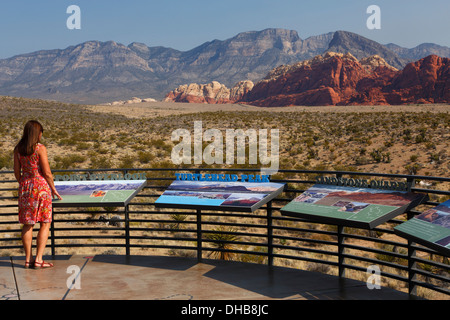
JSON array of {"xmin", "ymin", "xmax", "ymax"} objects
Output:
[{"xmin": 1, "ymin": 255, "xmax": 412, "ymax": 301}]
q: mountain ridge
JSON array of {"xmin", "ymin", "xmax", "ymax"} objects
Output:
[{"xmin": 0, "ymin": 28, "xmax": 449, "ymax": 104}]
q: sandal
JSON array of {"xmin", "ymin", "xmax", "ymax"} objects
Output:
[
  {"xmin": 25, "ymin": 261, "xmax": 35, "ymax": 269},
  {"xmin": 34, "ymin": 261, "xmax": 54, "ymax": 269}
]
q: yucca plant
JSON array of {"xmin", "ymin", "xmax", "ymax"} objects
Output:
[
  {"xmin": 205, "ymin": 226, "xmax": 240, "ymax": 261},
  {"xmin": 169, "ymin": 214, "xmax": 188, "ymax": 230}
]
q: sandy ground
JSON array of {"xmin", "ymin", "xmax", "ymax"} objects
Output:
[{"xmin": 88, "ymin": 101, "xmax": 450, "ymax": 118}]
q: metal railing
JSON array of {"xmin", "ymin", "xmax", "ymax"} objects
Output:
[{"xmin": 1, "ymin": 168, "xmax": 449, "ymax": 299}]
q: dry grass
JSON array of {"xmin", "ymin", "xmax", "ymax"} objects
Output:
[{"xmin": 1, "ymin": 97, "xmax": 449, "ymax": 180}]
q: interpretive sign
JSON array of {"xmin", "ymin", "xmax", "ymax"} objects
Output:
[
  {"xmin": 52, "ymin": 180, "xmax": 147, "ymax": 207},
  {"xmin": 394, "ymin": 200, "xmax": 450, "ymax": 256},
  {"xmin": 155, "ymin": 175, "xmax": 285, "ymax": 212},
  {"xmin": 280, "ymin": 184, "xmax": 427, "ymax": 229}
]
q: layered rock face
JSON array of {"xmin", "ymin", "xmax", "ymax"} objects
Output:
[
  {"xmin": 240, "ymin": 53, "xmax": 449, "ymax": 106},
  {"xmin": 240, "ymin": 52, "xmax": 395, "ymax": 106},
  {"xmin": 164, "ymin": 80, "xmax": 254, "ymax": 104},
  {"xmin": 386, "ymin": 55, "xmax": 450, "ymax": 104}
]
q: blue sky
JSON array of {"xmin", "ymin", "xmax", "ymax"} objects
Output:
[{"xmin": 0, "ymin": 0, "xmax": 449, "ymax": 58}]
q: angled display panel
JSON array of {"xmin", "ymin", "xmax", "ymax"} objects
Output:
[
  {"xmin": 52, "ymin": 180, "xmax": 147, "ymax": 207},
  {"xmin": 155, "ymin": 180, "xmax": 285, "ymax": 212},
  {"xmin": 394, "ymin": 200, "xmax": 450, "ymax": 257},
  {"xmin": 280, "ymin": 184, "xmax": 427, "ymax": 229}
]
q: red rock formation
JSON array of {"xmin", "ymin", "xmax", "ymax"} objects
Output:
[
  {"xmin": 163, "ymin": 53, "xmax": 449, "ymax": 106},
  {"xmin": 240, "ymin": 53, "xmax": 449, "ymax": 106},
  {"xmin": 241, "ymin": 52, "xmax": 398, "ymax": 106},
  {"xmin": 386, "ymin": 55, "xmax": 450, "ymax": 104}
]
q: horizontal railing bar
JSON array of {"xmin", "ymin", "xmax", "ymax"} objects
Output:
[
  {"xmin": 128, "ymin": 244, "xmax": 197, "ymax": 251},
  {"xmin": 342, "ymin": 252, "xmax": 409, "ymax": 271},
  {"xmin": 0, "ymin": 238, "xmax": 21, "ymax": 242},
  {"xmin": 342, "ymin": 263, "xmax": 409, "ymax": 283},
  {"xmin": 2, "ymin": 168, "xmax": 449, "ymax": 181},
  {"xmin": 272, "ymin": 225, "xmax": 338, "ymax": 236},
  {"xmin": 410, "ymin": 244, "xmax": 448, "ymax": 256},
  {"xmin": 272, "ymin": 236, "xmax": 337, "ymax": 248},
  {"xmin": 272, "ymin": 253, "xmax": 339, "ymax": 267},
  {"xmin": 273, "ymin": 244, "xmax": 339, "ymax": 257},
  {"xmin": 411, "ymin": 256, "xmax": 450, "ymax": 272},
  {"xmin": 53, "ymin": 235, "xmax": 125, "ymax": 240},
  {"xmin": 52, "ymin": 227, "xmax": 125, "ymax": 232},
  {"xmin": 129, "ymin": 236, "xmax": 195, "ymax": 242},
  {"xmin": 50, "ymin": 244, "xmax": 126, "ymax": 248},
  {"xmin": 410, "ymin": 278, "xmax": 450, "ymax": 295},
  {"xmin": 411, "ymin": 267, "xmax": 450, "ymax": 283},
  {"xmin": 128, "ymin": 228, "xmax": 196, "ymax": 234},
  {"xmin": 0, "ymin": 245, "xmax": 23, "ymax": 250}
]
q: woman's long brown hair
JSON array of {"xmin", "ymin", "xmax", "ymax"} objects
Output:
[{"xmin": 15, "ymin": 120, "xmax": 44, "ymax": 157}]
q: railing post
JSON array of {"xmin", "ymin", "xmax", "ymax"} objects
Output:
[
  {"xmin": 336, "ymin": 169, "xmax": 346, "ymax": 277},
  {"xmin": 125, "ymin": 204, "xmax": 130, "ymax": 256},
  {"xmin": 51, "ymin": 209, "xmax": 56, "ymax": 256},
  {"xmin": 337, "ymin": 225, "xmax": 346, "ymax": 278},
  {"xmin": 267, "ymin": 201, "xmax": 273, "ymax": 267},
  {"xmin": 197, "ymin": 209, "xmax": 202, "ymax": 263},
  {"xmin": 406, "ymin": 208, "xmax": 417, "ymax": 297},
  {"xmin": 406, "ymin": 176, "xmax": 415, "ymax": 192},
  {"xmin": 408, "ymin": 240, "xmax": 418, "ymax": 297}
]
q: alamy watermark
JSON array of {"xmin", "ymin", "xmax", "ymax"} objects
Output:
[
  {"xmin": 367, "ymin": 5, "xmax": 381, "ymax": 30},
  {"xmin": 66, "ymin": 5, "xmax": 81, "ymax": 30},
  {"xmin": 66, "ymin": 5, "xmax": 380, "ymax": 31},
  {"xmin": 171, "ymin": 121, "xmax": 279, "ymax": 175},
  {"xmin": 66, "ymin": 265, "xmax": 82, "ymax": 290},
  {"xmin": 366, "ymin": 265, "xmax": 381, "ymax": 290}
]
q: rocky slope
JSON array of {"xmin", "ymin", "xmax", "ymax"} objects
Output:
[
  {"xmin": 326, "ymin": 31, "xmax": 407, "ymax": 69},
  {"xmin": 164, "ymin": 80, "xmax": 254, "ymax": 104},
  {"xmin": 240, "ymin": 53, "xmax": 449, "ymax": 107},
  {"xmin": 386, "ymin": 54, "xmax": 450, "ymax": 104},
  {"xmin": 385, "ymin": 43, "xmax": 450, "ymax": 62},
  {"xmin": 0, "ymin": 28, "xmax": 448, "ymax": 104}
]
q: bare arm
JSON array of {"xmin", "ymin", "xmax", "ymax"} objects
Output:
[
  {"xmin": 13, "ymin": 149, "xmax": 21, "ymax": 182},
  {"xmin": 38, "ymin": 145, "xmax": 62, "ymax": 200}
]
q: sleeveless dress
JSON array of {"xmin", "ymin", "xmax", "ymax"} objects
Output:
[{"xmin": 18, "ymin": 143, "xmax": 52, "ymax": 225}]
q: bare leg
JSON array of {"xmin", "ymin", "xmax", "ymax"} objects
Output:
[
  {"xmin": 21, "ymin": 224, "xmax": 34, "ymax": 264},
  {"xmin": 35, "ymin": 222, "xmax": 51, "ymax": 263}
]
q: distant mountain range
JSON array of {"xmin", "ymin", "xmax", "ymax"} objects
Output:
[{"xmin": 0, "ymin": 28, "xmax": 449, "ymax": 104}]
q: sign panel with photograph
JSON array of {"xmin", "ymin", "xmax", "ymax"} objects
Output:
[
  {"xmin": 281, "ymin": 184, "xmax": 427, "ymax": 229},
  {"xmin": 52, "ymin": 180, "xmax": 147, "ymax": 207},
  {"xmin": 394, "ymin": 200, "xmax": 450, "ymax": 256},
  {"xmin": 155, "ymin": 180, "xmax": 285, "ymax": 212}
]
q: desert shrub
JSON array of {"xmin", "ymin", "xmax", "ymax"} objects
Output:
[
  {"xmin": 119, "ymin": 154, "xmax": 135, "ymax": 168},
  {"xmin": 0, "ymin": 152, "xmax": 13, "ymax": 169},
  {"xmin": 138, "ymin": 151, "xmax": 155, "ymax": 163},
  {"xmin": 75, "ymin": 142, "xmax": 91, "ymax": 151},
  {"xmin": 90, "ymin": 155, "xmax": 112, "ymax": 169},
  {"xmin": 54, "ymin": 154, "xmax": 87, "ymax": 169}
]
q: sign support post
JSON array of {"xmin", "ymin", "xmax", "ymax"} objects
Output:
[
  {"xmin": 267, "ymin": 201, "xmax": 274, "ymax": 267},
  {"xmin": 125, "ymin": 204, "xmax": 130, "ymax": 256},
  {"xmin": 337, "ymin": 225, "xmax": 346, "ymax": 278},
  {"xmin": 197, "ymin": 209, "xmax": 202, "ymax": 263}
]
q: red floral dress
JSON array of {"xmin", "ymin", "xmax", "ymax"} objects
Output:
[{"xmin": 18, "ymin": 143, "xmax": 52, "ymax": 225}]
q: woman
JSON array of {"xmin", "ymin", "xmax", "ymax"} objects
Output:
[{"xmin": 13, "ymin": 120, "xmax": 62, "ymax": 269}]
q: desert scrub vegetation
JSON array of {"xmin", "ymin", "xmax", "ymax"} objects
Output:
[{"xmin": 1, "ymin": 96, "xmax": 448, "ymax": 181}]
